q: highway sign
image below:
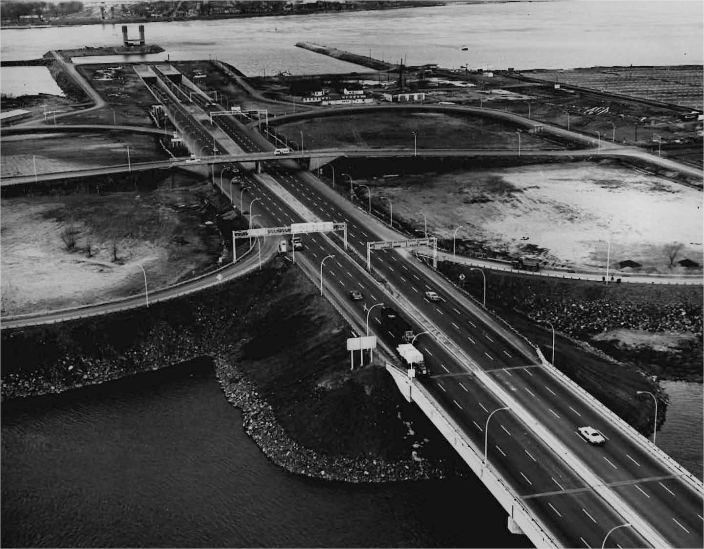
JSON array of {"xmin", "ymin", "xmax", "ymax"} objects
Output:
[
  {"xmin": 346, "ymin": 336, "xmax": 377, "ymax": 351},
  {"xmin": 291, "ymin": 222, "xmax": 334, "ymax": 234},
  {"xmin": 247, "ymin": 228, "xmax": 269, "ymax": 237},
  {"xmin": 368, "ymin": 237, "xmax": 434, "ymax": 250}
]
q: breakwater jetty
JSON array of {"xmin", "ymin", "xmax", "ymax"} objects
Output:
[{"xmin": 296, "ymin": 42, "xmax": 395, "ymax": 71}]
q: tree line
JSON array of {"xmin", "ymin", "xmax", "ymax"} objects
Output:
[{"xmin": 1, "ymin": 2, "xmax": 83, "ymax": 21}]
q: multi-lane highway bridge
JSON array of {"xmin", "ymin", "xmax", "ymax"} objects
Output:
[{"xmin": 3, "ymin": 62, "xmax": 702, "ymax": 548}]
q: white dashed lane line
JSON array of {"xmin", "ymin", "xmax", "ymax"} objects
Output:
[
  {"xmin": 453, "ymin": 308, "xmax": 462, "ymax": 315},
  {"xmin": 546, "ymin": 386, "xmax": 557, "ymax": 396},
  {"xmin": 526, "ymin": 388, "xmax": 537, "ymax": 398},
  {"xmin": 413, "ymin": 274, "xmax": 420, "ymax": 280},
  {"xmin": 436, "ymin": 308, "xmax": 444, "ymax": 315},
  {"xmin": 467, "ymin": 336, "xmax": 475, "ymax": 344},
  {"xmin": 672, "ymin": 518, "xmax": 690, "ymax": 534},
  {"xmin": 438, "ymin": 382, "xmax": 446, "ymax": 393},
  {"xmin": 459, "ymin": 382, "xmax": 468, "ymax": 392},
  {"xmin": 549, "ymin": 408, "xmax": 560, "ymax": 419},
  {"xmin": 484, "ymin": 352, "xmax": 494, "ymax": 361},
  {"xmin": 603, "ymin": 456, "xmax": 618, "ymax": 469},
  {"xmin": 625, "ymin": 454, "xmax": 641, "ymax": 467},
  {"xmin": 485, "ymin": 334, "xmax": 493, "ymax": 342},
  {"xmin": 580, "ymin": 537, "xmax": 591, "ymax": 548},
  {"xmin": 520, "ymin": 472, "xmax": 532, "ymax": 485},
  {"xmin": 582, "ymin": 508, "xmax": 597, "ymax": 524},
  {"xmin": 503, "ymin": 350, "xmax": 512, "ymax": 358},
  {"xmin": 569, "ymin": 406, "xmax": 582, "ymax": 417},
  {"xmin": 453, "ymin": 400, "xmax": 463, "ymax": 410},
  {"xmin": 495, "ymin": 445, "xmax": 506, "ymax": 457},
  {"xmin": 658, "ymin": 482, "xmax": 676, "ymax": 496},
  {"xmin": 412, "ymin": 286, "xmax": 419, "ymax": 293},
  {"xmin": 452, "ymin": 322, "xmax": 460, "ymax": 329},
  {"xmin": 440, "ymin": 363, "xmax": 449, "ymax": 373},
  {"xmin": 548, "ymin": 503, "xmax": 562, "ymax": 517},
  {"xmin": 469, "ymin": 321, "xmax": 476, "ymax": 328},
  {"xmin": 479, "ymin": 402, "xmax": 488, "ymax": 413},
  {"xmin": 473, "ymin": 421, "xmax": 483, "ymax": 432},
  {"xmin": 524, "ymin": 449, "xmax": 537, "ymax": 462},
  {"xmin": 552, "ymin": 477, "xmax": 565, "ymax": 491},
  {"xmin": 501, "ymin": 424, "xmax": 511, "ymax": 436},
  {"xmin": 524, "ymin": 368, "xmax": 533, "ymax": 377},
  {"xmin": 635, "ymin": 485, "xmax": 650, "ymax": 498}
]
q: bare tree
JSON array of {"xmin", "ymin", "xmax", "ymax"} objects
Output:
[
  {"xmin": 60, "ymin": 224, "xmax": 77, "ymax": 251},
  {"xmin": 665, "ymin": 242, "xmax": 684, "ymax": 268},
  {"xmin": 112, "ymin": 240, "xmax": 119, "ymax": 262}
]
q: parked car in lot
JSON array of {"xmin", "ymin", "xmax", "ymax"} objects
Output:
[
  {"xmin": 349, "ymin": 289, "xmax": 363, "ymax": 301},
  {"xmin": 578, "ymin": 426, "xmax": 606, "ymax": 445},
  {"xmin": 424, "ymin": 291, "xmax": 442, "ymax": 302}
]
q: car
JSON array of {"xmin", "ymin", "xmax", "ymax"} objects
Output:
[
  {"xmin": 578, "ymin": 426, "xmax": 606, "ymax": 445},
  {"xmin": 349, "ymin": 289, "xmax": 363, "ymax": 301},
  {"xmin": 424, "ymin": 291, "xmax": 441, "ymax": 302}
]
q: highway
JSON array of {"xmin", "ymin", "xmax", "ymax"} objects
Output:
[{"xmin": 4, "ymin": 69, "xmax": 702, "ymax": 547}]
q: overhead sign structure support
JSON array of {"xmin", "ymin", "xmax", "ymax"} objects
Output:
[{"xmin": 366, "ymin": 237, "xmax": 437, "ymax": 272}]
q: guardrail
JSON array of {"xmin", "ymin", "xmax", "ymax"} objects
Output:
[{"xmin": 386, "ymin": 365, "xmax": 559, "ymax": 547}]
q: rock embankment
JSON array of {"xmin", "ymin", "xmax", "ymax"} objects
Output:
[{"xmin": 296, "ymin": 42, "xmax": 395, "ymax": 71}]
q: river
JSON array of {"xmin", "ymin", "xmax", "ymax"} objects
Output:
[
  {"xmin": 1, "ymin": 359, "xmax": 529, "ymax": 548},
  {"xmin": 1, "ymin": 1, "xmax": 702, "ymax": 74}
]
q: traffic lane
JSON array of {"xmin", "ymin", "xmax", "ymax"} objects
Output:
[
  {"xmin": 372, "ymin": 249, "xmax": 521, "ymax": 369},
  {"xmin": 531, "ymin": 492, "xmax": 652, "ymax": 549},
  {"xmin": 500, "ymin": 367, "xmax": 672, "ymax": 482},
  {"xmin": 612, "ymin": 480, "xmax": 703, "ymax": 548}
]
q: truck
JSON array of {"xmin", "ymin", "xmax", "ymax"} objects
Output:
[
  {"xmin": 274, "ymin": 147, "xmax": 291, "ymax": 155},
  {"xmin": 381, "ymin": 306, "xmax": 415, "ymax": 343},
  {"xmin": 278, "ymin": 240, "xmax": 288, "ymax": 254},
  {"xmin": 289, "ymin": 236, "xmax": 303, "ymax": 250},
  {"xmin": 396, "ymin": 344, "xmax": 429, "ymax": 377},
  {"xmin": 511, "ymin": 257, "xmax": 541, "ymax": 272}
]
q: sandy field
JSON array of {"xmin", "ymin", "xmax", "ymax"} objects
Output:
[{"xmin": 370, "ymin": 161, "xmax": 703, "ymax": 273}]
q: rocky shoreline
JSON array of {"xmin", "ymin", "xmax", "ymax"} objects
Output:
[{"xmin": 215, "ymin": 355, "xmax": 468, "ymax": 484}]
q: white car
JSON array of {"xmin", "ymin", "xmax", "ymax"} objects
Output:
[
  {"xmin": 578, "ymin": 426, "xmax": 606, "ymax": 445},
  {"xmin": 424, "ymin": 291, "xmax": 441, "ymax": 302}
]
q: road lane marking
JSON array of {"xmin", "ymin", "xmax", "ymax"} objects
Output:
[
  {"xmin": 580, "ymin": 537, "xmax": 591, "ymax": 548},
  {"xmin": 391, "ymin": 257, "xmax": 397, "ymax": 262},
  {"xmin": 358, "ymin": 282, "xmax": 364, "ymax": 288},
  {"xmin": 479, "ymin": 402, "xmax": 488, "ymax": 413},
  {"xmin": 582, "ymin": 508, "xmax": 597, "ymax": 524},
  {"xmin": 524, "ymin": 449, "xmax": 537, "ymax": 462},
  {"xmin": 370, "ymin": 295, "xmax": 376, "ymax": 300},
  {"xmin": 658, "ymin": 482, "xmax": 676, "ymax": 496},
  {"xmin": 603, "ymin": 457, "xmax": 618, "ymax": 469},
  {"xmin": 501, "ymin": 424, "xmax": 511, "ymax": 436},
  {"xmin": 503, "ymin": 350, "xmax": 512, "ymax": 358},
  {"xmin": 453, "ymin": 400, "xmax": 463, "ymax": 410},
  {"xmin": 549, "ymin": 408, "xmax": 560, "ymax": 419},
  {"xmin": 548, "ymin": 503, "xmax": 562, "ymax": 517},
  {"xmin": 485, "ymin": 334, "xmax": 493, "ymax": 342},
  {"xmin": 469, "ymin": 321, "xmax": 476, "ymax": 328},
  {"xmin": 569, "ymin": 406, "xmax": 582, "ymax": 417},
  {"xmin": 338, "ymin": 279, "xmax": 344, "ymax": 286},
  {"xmin": 635, "ymin": 485, "xmax": 650, "ymax": 498},
  {"xmin": 412, "ymin": 286, "xmax": 419, "ymax": 293},
  {"xmin": 545, "ymin": 386, "xmax": 557, "ymax": 396},
  {"xmin": 440, "ymin": 363, "xmax": 449, "ymax": 373},
  {"xmin": 436, "ymin": 308, "xmax": 444, "ymax": 315},
  {"xmin": 525, "ymin": 388, "xmax": 536, "ymax": 397},
  {"xmin": 626, "ymin": 454, "xmax": 641, "ymax": 467},
  {"xmin": 452, "ymin": 322, "xmax": 460, "ymax": 329},
  {"xmin": 402, "ymin": 265, "xmax": 408, "ymax": 270},
  {"xmin": 524, "ymin": 368, "xmax": 533, "ymax": 376},
  {"xmin": 552, "ymin": 477, "xmax": 565, "ymax": 491},
  {"xmin": 698, "ymin": 514, "xmax": 703, "ymax": 521},
  {"xmin": 311, "ymin": 252, "xmax": 318, "ymax": 258},
  {"xmin": 504, "ymin": 369, "xmax": 512, "ymax": 376},
  {"xmin": 484, "ymin": 352, "xmax": 494, "ymax": 361},
  {"xmin": 374, "ymin": 318, "xmax": 381, "ymax": 324},
  {"xmin": 388, "ymin": 266, "xmax": 395, "ymax": 272},
  {"xmin": 459, "ymin": 382, "xmax": 468, "ymax": 392},
  {"xmin": 495, "ymin": 445, "xmax": 506, "ymax": 457},
  {"xmin": 438, "ymin": 382, "xmax": 446, "ymax": 392},
  {"xmin": 520, "ymin": 472, "xmax": 532, "ymax": 485},
  {"xmin": 413, "ymin": 274, "xmax": 420, "ymax": 280},
  {"xmin": 672, "ymin": 518, "xmax": 690, "ymax": 534},
  {"xmin": 467, "ymin": 336, "xmax": 475, "ymax": 344},
  {"xmin": 346, "ymin": 271, "xmax": 353, "ymax": 277},
  {"xmin": 473, "ymin": 421, "xmax": 483, "ymax": 432},
  {"xmin": 453, "ymin": 308, "xmax": 462, "ymax": 315},
  {"xmin": 401, "ymin": 277, "xmax": 406, "ymax": 282},
  {"xmin": 423, "ymin": 348, "xmax": 434, "ymax": 357},
  {"xmin": 425, "ymin": 284, "xmax": 431, "ymax": 290}
]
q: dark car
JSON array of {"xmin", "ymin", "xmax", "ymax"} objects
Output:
[{"xmin": 349, "ymin": 289, "xmax": 364, "ymax": 301}]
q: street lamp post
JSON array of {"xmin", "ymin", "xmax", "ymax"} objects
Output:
[
  {"xmin": 365, "ymin": 302, "xmax": 384, "ymax": 335},
  {"xmin": 330, "ymin": 164, "xmax": 335, "ymax": 190},
  {"xmin": 249, "ymin": 197, "xmax": 261, "ymax": 228},
  {"xmin": 137, "ymin": 264, "xmax": 149, "ymax": 307},
  {"xmin": 412, "ymin": 131, "xmax": 417, "ymax": 157},
  {"xmin": 320, "ymin": 254, "xmax": 335, "ymax": 296},
  {"xmin": 379, "ymin": 196, "xmax": 393, "ymax": 227},
  {"xmin": 453, "ymin": 226, "xmax": 464, "ymax": 256},
  {"xmin": 610, "ymin": 121, "xmax": 616, "ymax": 142},
  {"xmin": 596, "ymin": 130, "xmax": 601, "ymax": 153},
  {"xmin": 33, "ymin": 155, "xmax": 38, "ymax": 184},
  {"xmin": 601, "ymin": 524, "xmax": 632, "ymax": 549},
  {"xmin": 356, "ymin": 184, "xmax": 371, "ymax": 213},
  {"xmin": 484, "ymin": 406, "xmax": 510, "ymax": 464},
  {"xmin": 516, "ymin": 130, "xmax": 521, "ymax": 156},
  {"xmin": 544, "ymin": 319, "xmax": 555, "ymax": 364},
  {"xmin": 411, "ymin": 330, "xmax": 431, "ymax": 344},
  {"xmin": 126, "ymin": 146, "xmax": 131, "ymax": 172},
  {"xmin": 636, "ymin": 391, "xmax": 658, "ymax": 444},
  {"xmin": 418, "ymin": 212, "xmax": 427, "ymax": 238},
  {"xmin": 526, "ymin": 101, "xmax": 531, "ymax": 119},
  {"xmin": 110, "ymin": 107, "xmax": 116, "ymax": 125},
  {"xmin": 299, "ymin": 130, "xmax": 304, "ymax": 156},
  {"xmin": 240, "ymin": 186, "xmax": 249, "ymax": 211},
  {"xmin": 469, "ymin": 267, "xmax": 486, "ymax": 307}
]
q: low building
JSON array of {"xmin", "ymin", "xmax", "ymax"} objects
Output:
[{"xmin": 382, "ymin": 92, "xmax": 426, "ymax": 103}]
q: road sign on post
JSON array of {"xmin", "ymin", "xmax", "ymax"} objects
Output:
[
  {"xmin": 366, "ymin": 237, "xmax": 437, "ymax": 271},
  {"xmin": 347, "ymin": 336, "xmax": 377, "ymax": 370}
]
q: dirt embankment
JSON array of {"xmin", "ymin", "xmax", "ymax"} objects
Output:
[{"xmin": 1, "ymin": 263, "xmax": 468, "ymax": 483}]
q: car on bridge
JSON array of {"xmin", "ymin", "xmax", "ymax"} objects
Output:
[
  {"xmin": 424, "ymin": 290, "xmax": 442, "ymax": 302},
  {"xmin": 349, "ymin": 289, "xmax": 363, "ymax": 301},
  {"xmin": 578, "ymin": 426, "xmax": 606, "ymax": 445}
]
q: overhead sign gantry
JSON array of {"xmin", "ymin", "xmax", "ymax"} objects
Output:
[{"xmin": 366, "ymin": 237, "xmax": 437, "ymax": 271}]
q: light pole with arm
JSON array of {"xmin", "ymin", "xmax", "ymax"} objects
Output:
[
  {"xmin": 240, "ymin": 186, "xmax": 249, "ymax": 211},
  {"xmin": 411, "ymin": 331, "xmax": 431, "ymax": 344},
  {"xmin": 320, "ymin": 255, "xmax": 335, "ymax": 296},
  {"xmin": 365, "ymin": 302, "xmax": 384, "ymax": 335},
  {"xmin": 248, "ymin": 198, "xmax": 261, "ymax": 228},
  {"xmin": 418, "ymin": 212, "xmax": 427, "ymax": 238},
  {"xmin": 601, "ymin": 524, "xmax": 632, "ymax": 549},
  {"xmin": 380, "ymin": 196, "xmax": 392, "ymax": 227},
  {"xmin": 330, "ymin": 164, "xmax": 335, "ymax": 190},
  {"xmin": 137, "ymin": 264, "xmax": 149, "ymax": 307},
  {"xmin": 299, "ymin": 130, "xmax": 304, "ymax": 156},
  {"xmin": 469, "ymin": 267, "xmax": 486, "ymax": 307},
  {"xmin": 412, "ymin": 131, "xmax": 417, "ymax": 157},
  {"xmin": 453, "ymin": 226, "xmax": 464, "ymax": 256},
  {"xmin": 636, "ymin": 391, "xmax": 658, "ymax": 444},
  {"xmin": 484, "ymin": 406, "xmax": 510, "ymax": 464},
  {"xmin": 110, "ymin": 107, "xmax": 116, "ymax": 125},
  {"xmin": 516, "ymin": 130, "xmax": 521, "ymax": 156},
  {"xmin": 126, "ymin": 146, "xmax": 131, "ymax": 172},
  {"xmin": 544, "ymin": 319, "xmax": 555, "ymax": 364}
]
